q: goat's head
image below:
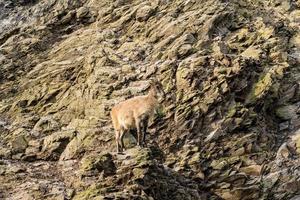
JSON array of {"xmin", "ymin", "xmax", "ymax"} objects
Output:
[{"xmin": 149, "ymin": 78, "xmax": 165, "ymax": 102}]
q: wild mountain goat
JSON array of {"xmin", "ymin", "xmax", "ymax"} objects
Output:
[{"xmin": 110, "ymin": 79, "xmax": 165, "ymax": 153}]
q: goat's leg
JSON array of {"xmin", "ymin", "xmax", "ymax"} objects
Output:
[
  {"xmin": 120, "ymin": 129, "xmax": 126, "ymax": 151},
  {"xmin": 115, "ymin": 130, "xmax": 121, "ymax": 153},
  {"xmin": 136, "ymin": 120, "xmax": 142, "ymax": 147},
  {"xmin": 142, "ymin": 120, "xmax": 148, "ymax": 147}
]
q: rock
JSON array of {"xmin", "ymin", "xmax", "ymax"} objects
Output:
[
  {"xmin": 239, "ymin": 165, "xmax": 262, "ymax": 176},
  {"xmin": 280, "ymin": 179, "xmax": 300, "ymax": 193},
  {"xmin": 177, "ymin": 44, "xmax": 193, "ymax": 58},
  {"xmin": 246, "ymin": 72, "xmax": 273, "ymax": 104},
  {"xmin": 7, "ymin": 165, "xmax": 26, "ymax": 174},
  {"xmin": 1, "ymin": 0, "xmax": 300, "ymax": 199},
  {"xmin": 276, "ymin": 142, "xmax": 291, "ymax": 159},
  {"xmin": 59, "ymin": 129, "xmax": 97, "ymax": 161},
  {"xmin": 176, "ymin": 65, "xmax": 191, "ymax": 91},
  {"xmin": 275, "ymin": 105, "xmax": 298, "ymax": 120},
  {"xmin": 10, "ymin": 135, "xmax": 28, "ymax": 153},
  {"xmin": 41, "ymin": 130, "xmax": 76, "ymax": 160},
  {"xmin": 79, "ymin": 153, "xmax": 116, "ymax": 177},
  {"xmin": 0, "ymin": 147, "xmax": 11, "ymax": 158},
  {"xmin": 290, "ymin": 195, "xmax": 300, "ymax": 200},
  {"xmin": 136, "ymin": 5, "xmax": 156, "ymax": 22},
  {"xmin": 124, "ymin": 147, "xmax": 153, "ymax": 167},
  {"xmin": 61, "ymin": 10, "xmax": 76, "ymax": 24},
  {"xmin": 72, "ymin": 184, "xmax": 102, "ymax": 200},
  {"xmin": 241, "ymin": 46, "xmax": 262, "ymax": 60},
  {"xmin": 76, "ymin": 7, "xmax": 89, "ymax": 19},
  {"xmin": 33, "ymin": 116, "xmax": 60, "ymax": 136},
  {"xmin": 231, "ymin": 147, "xmax": 245, "ymax": 156},
  {"xmin": 211, "ymin": 159, "xmax": 227, "ymax": 170},
  {"xmin": 216, "ymin": 189, "xmax": 242, "ymax": 200},
  {"xmin": 279, "ymin": 121, "xmax": 290, "ymax": 131},
  {"xmin": 66, "ymin": 188, "xmax": 75, "ymax": 199},
  {"xmin": 23, "ymin": 139, "xmax": 42, "ymax": 160},
  {"xmin": 262, "ymin": 171, "xmax": 280, "ymax": 189},
  {"xmin": 74, "ymin": 147, "xmax": 210, "ymax": 200},
  {"xmin": 205, "ymin": 128, "xmax": 222, "ymax": 142},
  {"xmin": 292, "ymin": 131, "xmax": 300, "ymax": 154},
  {"xmin": 188, "ymin": 152, "xmax": 201, "ymax": 165}
]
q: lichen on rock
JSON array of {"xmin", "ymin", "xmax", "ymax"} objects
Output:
[{"xmin": 0, "ymin": 0, "xmax": 300, "ymax": 199}]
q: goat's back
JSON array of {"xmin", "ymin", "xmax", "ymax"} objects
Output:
[{"xmin": 111, "ymin": 95, "xmax": 155, "ymax": 129}]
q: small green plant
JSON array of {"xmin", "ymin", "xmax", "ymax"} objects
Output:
[{"xmin": 155, "ymin": 107, "xmax": 165, "ymax": 119}]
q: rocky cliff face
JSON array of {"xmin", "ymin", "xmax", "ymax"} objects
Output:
[{"xmin": 0, "ymin": 0, "xmax": 300, "ymax": 199}]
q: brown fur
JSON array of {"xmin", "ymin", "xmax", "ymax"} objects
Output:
[{"xmin": 110, "ymin": 80, "xmax": 164, "ymax": 152}]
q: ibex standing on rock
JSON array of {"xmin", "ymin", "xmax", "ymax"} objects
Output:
[{"xmin": 110, "ymin": 79, "xmax": 165, "ymax": 153}]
